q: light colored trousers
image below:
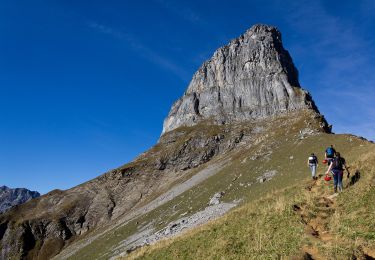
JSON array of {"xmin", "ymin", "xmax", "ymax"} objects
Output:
[{"xmin": 309, "ymin": 164, "xmax": 317, "ymax": 177}]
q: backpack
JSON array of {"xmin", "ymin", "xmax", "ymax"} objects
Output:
[
  {"xmin": 326, "ymin": 147, "xmax": 334, "ymax": 157},
  {"xmin": 308, "ymin": 156, "xmax": 317, "ymax": 165},
  {"xmin": 332, "ymin": 157, "xmax": 343, "ymax": 170}
]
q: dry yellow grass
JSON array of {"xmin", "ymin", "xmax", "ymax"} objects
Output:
[{"xmin": 126, "ymin": 187, "xmax": 306, "ymax": 259}]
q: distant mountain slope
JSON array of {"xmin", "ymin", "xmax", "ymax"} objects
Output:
[{"xmin": 0, "ymin": 186, "xmax": 40, "ymax": 213}]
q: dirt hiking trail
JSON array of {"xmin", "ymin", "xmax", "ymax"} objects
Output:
[{"xmin": 292, "ymin": 172, "xmax": 375, "ymax": 260}]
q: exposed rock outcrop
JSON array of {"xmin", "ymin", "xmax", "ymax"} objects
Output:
[
  {"xmin": 208, "ymin": 191, "xmax": 225, "ymax": 206},
  {"xmin": 162, "ymin": 24, "xmax": 320, "ymax": 134},
  {"xmin": 0, "ymin": 186, "xmax": 40, "ymax": 213},
  {"xmin": 120, "ymin": 202, "xmax": 236, "ymax": 256},
  {"xmin": 257, "ymin": 170, "xmax": 277, "ymax": 183}
]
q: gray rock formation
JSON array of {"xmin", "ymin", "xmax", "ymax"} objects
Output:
[
  {"xmin": 0, "ymin": 186, "xmax": 40, "ymax": 213},
  {"xmin": 162, "ymin": 24, "xmax": 318, "ymax": 134},
  {"xmin": 118, "ymin": 202, "xmax": 237, "ymax": 256},
  {"xmin": 208, "ymin": 191, "xmax": 224, "ymax": 206},
  {"xmin": 256, "ymin": 170, "xmax": 277, "ymax": 183}
]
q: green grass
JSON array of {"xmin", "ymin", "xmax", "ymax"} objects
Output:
[
  {"xmin": 66, "ymin": 110, "xmax": 375, "ymax": 259},
  {"xmin": 128, "ymin": 138, "xmax": 375, "ymax": 259},
  {"xmin": 130, "ymin": 187, "xmax": 306, "ymax": 260},
  {"xmin": 330, "ymin": 152, "xmax": 375, "ymax": 253}
]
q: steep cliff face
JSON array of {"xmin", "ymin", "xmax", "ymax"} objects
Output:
[
  {"xmin": 162, "ymin": 24, "xmax": 318, "ymax": 134},
  {"xmin": 0, "ymin": 186, "xmax": 40, "ymax": 213}
]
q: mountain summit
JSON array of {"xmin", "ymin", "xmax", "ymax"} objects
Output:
[{"xmin": 163, "ymin": 24, "xmax": 318, "ymax": 134}]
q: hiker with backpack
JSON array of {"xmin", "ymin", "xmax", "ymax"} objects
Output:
[
  {"xmin": 325, "ymin": 152, "xmax": 348, "ymax": 193},
  {"xmin": 325, "ymin": 145, "xmax": 336, "ymax": 164},
  {"xmin": 307, "ymin": 153, "xmax": 318, "ymax": 180}
]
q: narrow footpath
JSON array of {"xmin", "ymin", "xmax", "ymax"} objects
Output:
[
  {"xmin": 293, "ymin": 172, "xmax": 375, "ymax": 260},
  {"xmin": 299, "ymin": 175, "xmax": 336, "ymax": 259}
]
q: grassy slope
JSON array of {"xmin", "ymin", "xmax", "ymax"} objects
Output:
[
  {"xmin": 128, "ymin": 135, "xmax": 375, "ymax": 259},
  {"xmin": 66, "ymin": 111, "xmax": 374, "ymax": 259},
  {"xmin": 329, "ymin": 152, "xmax": 375, "ymax": 257},
  {"xmin": 64, "ymin": 112, "xmax": 308, "ymax": 259}
]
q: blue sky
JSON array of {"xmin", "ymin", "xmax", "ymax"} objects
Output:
[{"xmin": 1, "ymin": 0, "xmax": 374, "ymax": 194}]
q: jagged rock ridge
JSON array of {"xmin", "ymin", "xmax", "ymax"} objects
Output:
[
  {"xmin": 163, "ymin": 24, "xmax": 318, "ymax": 134},
  {"xmin": 0, "ymin": 186, "xmax": 40, "ymax": 213}
]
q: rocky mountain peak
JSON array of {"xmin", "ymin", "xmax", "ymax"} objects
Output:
[
  {"xmin": 243, "ymin": 24, "xmax": 282, "ymax": 42},
  {"xmin": 162, "ymin": 24, "xmax": 319, "ymax": 135}
]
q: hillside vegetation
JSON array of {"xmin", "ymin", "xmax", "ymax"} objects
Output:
[
  {"xmin": 54, "ymin": 110, "xmax": 374, "ymax": 259},
  {"xmin": 59, "ymin": 110, "xmax": 326, "ymax": 259},
  {"xmin": 128, "ymin": 133, "xmax": 375, "ymax": 259}
]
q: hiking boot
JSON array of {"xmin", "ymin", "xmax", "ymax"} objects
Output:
[{"xmin": 334, "ymin": 187, "xmax": 337, "ymax": 193}]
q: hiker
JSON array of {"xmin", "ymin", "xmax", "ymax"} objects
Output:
[
  {"xmin": 307, "ymin": 153, "xmax": 318, "ymax": 180},
  {"xmin": 325, "ymin": 145, "xmax": 336, "ymax": 159},
  {"xmin": 326, "ymin": 152, "xmax": 347, "ymax": 193},
  {"xmin": 324, "ymin": 145, "xmax": 336, "ymax": 165}
]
